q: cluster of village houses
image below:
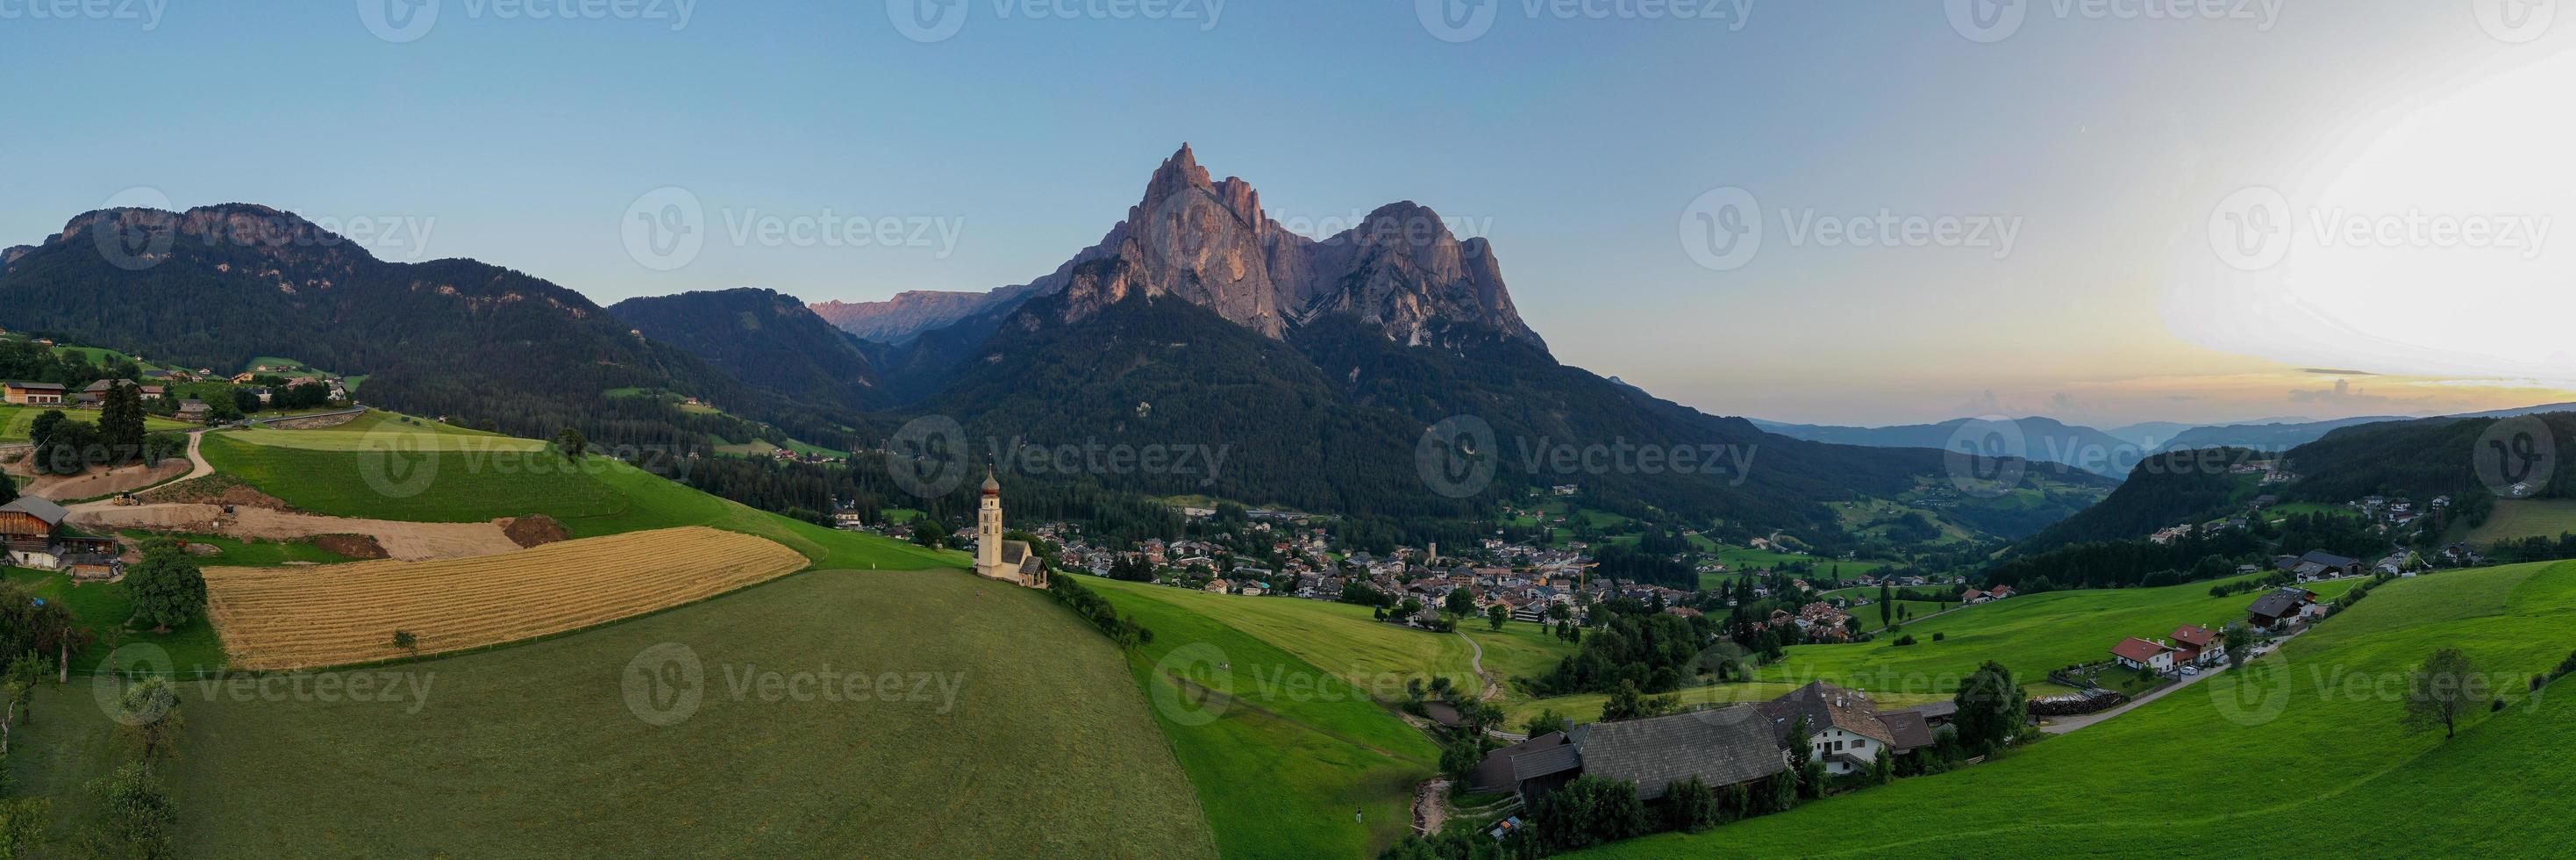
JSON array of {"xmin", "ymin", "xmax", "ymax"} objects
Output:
[
  {"xmin": 1470, "ymin": 681, "xmax": 1954, "ymax": 808},
  {"xmin": 2, "ymin": 360, "xmax": 347, "ymax": 422}
]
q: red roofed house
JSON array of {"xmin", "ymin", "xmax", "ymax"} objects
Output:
[
  {"xmin": 2111, "ymin": 637, "xmax": 2175, "ymax": 674},
  {"xmin": 1959, "ymin": 589, "xmax": 1987, "ymax": 605},
  {"xmin": 2170, "ymin": 625, "xmax": 2223, "ymax": 667},
  {"xmin": 1988, "ymin": 584, "xmax": 2016, "ymax": 599}
]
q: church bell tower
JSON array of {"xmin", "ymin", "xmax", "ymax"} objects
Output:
[{"xmin": 974, "ymin": 466, "xmax": 1004, "ymax": 578}]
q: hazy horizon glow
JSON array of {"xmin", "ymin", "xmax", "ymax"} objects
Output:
[{"xmin": 3, "ymin": 1, "xmax": 2570, "ymax": 427}]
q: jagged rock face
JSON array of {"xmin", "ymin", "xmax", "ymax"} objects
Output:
[
  {"xmin": 1057, "ymin": 145, "xmax": 1542, "ymax": 348},
  {"xmin": 837, "ymin": 145, "xmax": 1545, "ymax": 350}
]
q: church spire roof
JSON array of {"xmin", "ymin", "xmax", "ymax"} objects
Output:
[{"xmin": 982, "ymin": 465, "xmax": 1000, "ymax": 495}]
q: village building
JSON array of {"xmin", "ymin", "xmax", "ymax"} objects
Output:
[
  {"xmin": 1482, "ymin": 706, "xmax": 1788, "ymax": 803},
  {"xmin": 971, "ymin": 469, "xmax": 1046, "ymax": 588},
  {"xmin": 2246, "ymin": 587, "xmax": 2318, "ymax": 630},
  {"xmin": 4, "ymin": 381, "xmax": 66, "ymax": 405},
  {"xmin": 1758, "ymin": 681, "xmax": 1928, "ymax": 776},
  {"xmin": 0, "ymin": 496, "xmax": 119, "ymax": 576},
  {"xmin": 2170, "ymin": 624, "xmax": 2224, "ymax": 667},
  {"xmin": 2110, "ymin": 637, "xmax": 2177, "ymax": 674}
]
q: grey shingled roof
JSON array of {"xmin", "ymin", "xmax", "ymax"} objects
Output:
[
  {"xmin": 1473, "ymin": 732, "xmax": 1570, "ymax": 793},
  {"xmin": 1571, "ymin": 705, "xmax": 1786, "ymax": 799},
  {"xmin": 1875, "ymin": 709, "xmax": 1934, "ymax": 753},
  {"xmin": 1757, "ymin": 681, "xmax": 1898, "ymax": 746},
  {"xmin": 0, "ymin": 495, "xmax": 68, "ymax": 526},
  {"xmin": 2249, "ymin": 589, "xmax": 2308, "ymax": 619},
  {"xmin": 1509, "ymin": 743, "xmax": 1584, "ymax": 783}
]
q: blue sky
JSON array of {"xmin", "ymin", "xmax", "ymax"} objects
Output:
[{"xmin": 4, "ymin": 1, "xmax": 2569, "ymax": 426}]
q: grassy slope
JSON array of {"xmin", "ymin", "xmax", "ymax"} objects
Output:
[
  {"xmin": 1753, "ymin": 573, "xmax": 2362, "ymax": 697},
  {"xmin": 2468, "ymin": 498, "xmax": 2576, "ymax": 548},
  {"xmin": 4, "ymin": 567, "xmax": 228, "ymax": 672},
  {"xmin": 199, "ymin": 432, "xmax": 958, "ymax": 572},
  {"xmin": 1092, "ymin": 578, "xmax": 1445, "ymax": 858},
  {"xmin": 1584, "ymin": 561, "xmax": 2576, "ymax": 857},
  {"xmin": 7, "ymin": 571, "xmax": 1217, "ymax": 859}
]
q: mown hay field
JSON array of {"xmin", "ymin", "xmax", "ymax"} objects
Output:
[{"xmin": 207, "ymin": 526, "xmax": 807, "ymax": 670}]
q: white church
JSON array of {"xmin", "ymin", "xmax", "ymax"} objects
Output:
[{"xmin": 974, "ymin": 468, "xmax": 1049, "ymax": 588}]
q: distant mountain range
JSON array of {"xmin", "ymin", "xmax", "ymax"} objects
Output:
[
  {"xmin": 0, "ymin": 204, "xmax": 859, "ymax": 452},
  {"xmin": 1759, "ymin": 400, "xmax": 2576, "ymax": 482},
  {"xmin": 0, "ymin": 147, "xmax": 2114, "ymax": 546}
]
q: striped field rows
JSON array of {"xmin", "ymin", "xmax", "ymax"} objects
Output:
[{"xmin": 206, "ymin": 526, "xmax": 808, "ymax": 670}]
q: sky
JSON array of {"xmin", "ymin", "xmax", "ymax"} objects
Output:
[{"xmin": 4, "ymin": 0, "xmax": 2571, "ymax": 428}]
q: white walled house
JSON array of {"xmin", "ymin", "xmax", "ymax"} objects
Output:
[
  {"xmin": 1757, "ymin": 681, "xmax": 1929, "ymax": 776},
  {"xmin": 2111, "ymin": 637, "xmax": 2177, "ymax": 674}
]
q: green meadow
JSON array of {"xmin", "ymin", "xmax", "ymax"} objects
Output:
[
  {"xmin": 197, "ymin": 430, "xmax": 956, "ymax": 572},
  {"xmin": 3, "ymin": 567, "xmax": 228, "ymax": 672},
  {"xmin": 1092, "ymin": 578, "xmax": 1444, "ymax": 858},
  {"xmin": 1752, "ymin": 573, "xmax": 2362, "ymax": 698},
  {"xmin": 7, "ymin": 571, "xmax": 1217, "ymax": 859},
  {"xmin": 2468, "ymin": 498, "xmax": 2576, "ymax": 548},
  {"xmin": 1584, "ymin": 561, "xmax": 2576, "ymax": 857}
]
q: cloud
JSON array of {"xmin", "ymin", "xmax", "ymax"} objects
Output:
[
  {"xmin": 1957, "ymin": 389, "xmax": 2004, "ymax": 416},
  {"xmin": 2287, "ymin": 377, "xmax": 2413, "ymax": 407},
  {"xmin": 2300, "ymin": 368, "xmax": 2380, "ymax": 376}
]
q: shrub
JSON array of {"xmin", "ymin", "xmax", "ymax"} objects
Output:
[
  {"xmin": 1933, "ymin": 632, "xmax": 1946, "ymax": 641},
  {"xmin": 1893, "ymin": 634, "xmax": 1918, "ymax": 647}
]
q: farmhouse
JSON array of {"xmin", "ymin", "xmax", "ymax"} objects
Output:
[
  {"xmin": 1500, "ymin": 706, "xmax": 1789, "ymax": 802},
  {"xmin": 2110, "ymin": 637, "xmax": 2177, "ymax": 674},
  {"xmin": 4, "ymin": 381, "xmax": 66, "ymax": 405},
  {"xmin": 2170, "ymin": 624, "xmax": 2223, "ymax": 667},
  {"xmin": 1758, "ymin": 681, "xmax": 1926, "ymax": 776},
  {"xmin": 2247, "ymin": 587, "xmax": 2319, "ymax": 630},
  {"xmin": 0, "ymin": 496, "xmax": 117, "ymax": 576},
  {"xmin": 1470, "ymin": 732, "xmax": 1573, "ymax": 794}
]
